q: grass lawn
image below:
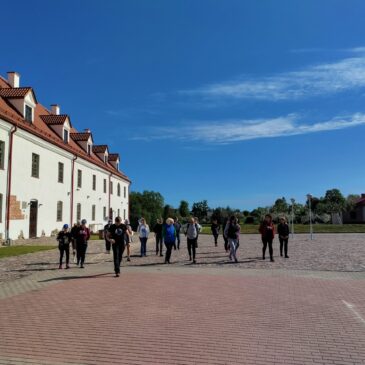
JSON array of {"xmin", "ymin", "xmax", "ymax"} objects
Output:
[
  {"xmin": 200, "ymin": 224, "xmax": 365, "ymax": 234},
  {"xmin": 0, "ymin": 245, "xmax": 56, "ymax": 259}
]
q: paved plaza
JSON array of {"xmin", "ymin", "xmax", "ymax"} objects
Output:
[{"xmin": 0, "ymin": 234, "xmax": 364, "ymax": 365}]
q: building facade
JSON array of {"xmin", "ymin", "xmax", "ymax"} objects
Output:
[{"xmin": 0, "ymin": 72, "xmax": 131, "ymax": 242}]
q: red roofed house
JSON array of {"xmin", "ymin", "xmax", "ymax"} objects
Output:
[
  {"xmin": 343, "ymin": 194, "xmax": 365, "ymax": 224},
  {"xmin": 0, "ymin": 71, "xmax": 131, "ymax": 242}
]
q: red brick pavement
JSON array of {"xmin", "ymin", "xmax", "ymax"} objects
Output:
[{"xmin": 0, "ymin": 267, "xmax": 364, "ymax": 365}]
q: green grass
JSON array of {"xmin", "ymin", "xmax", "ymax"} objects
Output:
[
  {"xmin": 200, "ymin": 224, "xmax": 365, "ymax": 234},
  {"xmin": 0, "ymin": 245, "xmax": 56, "ymax": 259}
]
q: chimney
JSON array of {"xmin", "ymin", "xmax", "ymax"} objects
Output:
[
  {"xmin": 7, "ymin": 71, "xmax": 20, "ymax": 88},
  {"xmin": 51, "ymin": 104, "xmax": 60, "ymax": 115},
  {"xmin": 84, "ymin": 128, "xmax": 91, "ymax": 133}
]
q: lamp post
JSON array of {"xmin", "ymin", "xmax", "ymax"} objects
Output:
[
  {"xmin": 307, "ymin": 194, "xmax": 313, "ymax": 240},
  {"xmin": 290, "ymin": 198, "xmax": 295, "ymax": 239}
]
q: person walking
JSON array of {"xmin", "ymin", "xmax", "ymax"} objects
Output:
[
  {"xmin": 185, "ymin": 217, "xmax": 199, "ymax": 264},
  {"xmin": 57, "ymin": 224, "xmax": 72, "ymax": 269},
  {"xmin": 211, "ymin": 219, "xmax": 220, "ymax": 246},
  {"xmin": 75, "ymin": 219, "xmax": 90, "ymax": 268},
  {"xmin": 124, "ymin": 219, "xmax": 133, "ymax": 262},
  {"xmin": 107, "ymin": 216, "xmax": 127, "ymax": 277},
  {"xmin": 259, "ymin": 214, "xmax": 275, "ymax": 262},
  {"xmin": 278, "ymin": 217, "xmax": 290, "ymax": 258},
  {"xmin": 104, "ymin": 219, "xmax": 112, "ymax": 254},
  {"xmin": 153, "ymin": 219, "xmax": 163, "ymax": 257},
  {"xmin": 222, "ymin": 217, "xmax": 229, "ymax": 252},
  {"xmin": 70, "ymin": 221, "xmax": 80, "ymax": 263},
  {"xmin": 137, "ymin": 218, "xmax": 150, "ymax": 257},
  {"xmin": 224, "ymin": 216, "xmax": 240, "ymax": 263},
  {"xmin": 162, "ymin": 218, "xmax": 176, "ymax": 264},
  {"xmin": 174, "ymin": 218, "xmax": 182, "ymax": 250}
]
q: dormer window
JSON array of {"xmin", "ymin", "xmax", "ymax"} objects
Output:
[
  {"xmin": 25, "ymin": 105, "xmax": 33, "ymax": 122},
  {"xmin": 63, "ymin": 129, "xmax": 69, "ymax": 143},
  {"xmin": 116, "ymin": 162, "xmax": 119, "ymax": 170},
  {"xmin": 87, "ymin": 144, "xmax": 91, "ymax": 155},
  {"xmin": 104, "ymin": 155, "xmax": 107, "ymax": 163}
]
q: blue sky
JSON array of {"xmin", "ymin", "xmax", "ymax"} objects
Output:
[{"xmin": 2, "ymin": 0, "xmax": 365, "ymax": 210}]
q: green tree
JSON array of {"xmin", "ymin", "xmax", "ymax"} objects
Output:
[
  {"xmin": 178, "ymin": 200, "xmax": 190, "ymax": 218},
  {"xmin": 271, "ymin": 197, "xmax": 289, "ymax": 214},
  {"xmin": 191, "ymin": 200, "xmax": 209, "ymax": 221},
  {"xmin": 323, "ymin": 189, "xmax": 346, "ymax": 214},
  {"xmin": 345, "ymin": 194, "xmax": 360, "ymax": 212}
]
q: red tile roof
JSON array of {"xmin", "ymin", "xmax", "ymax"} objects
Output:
[
  {"xmin": 108, "ymin": 153, "xmax": 120, "ymax": 161},
  {"xmin": 0, "ymin": 75, "xmax": 130, "ymax": 183},
  {"xmin": 0, "ymin": 87, "xmax": 33, "ymax": 98},
  {"xmin": 93, "ymin": 145, "xmax": 108, "ymax": 153},
  {"xmin": 40, "ymin": 114, "xmax": 71, "ymax": 126},
  {"xmin": 70, "ymin": 132, "xmax": 91, "ymax": 141}
]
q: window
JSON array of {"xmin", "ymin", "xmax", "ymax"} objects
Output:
[
  {"xmin": 92, "ymin": 175, "xmax": 96, "ymax": 191},
  {"xmin": 0, "ymin": 193, "xmax": 3, "ymax": 223},
  {"xmin": 117, "ymin": 183, "xmax": 121, "ymax": 197},
  {"xmin": 77, "ymin": 169, "xmax": 82, "ymax": 188},
  {"xmin": 58, "ymin": 162, "xmax": 64, "ymax": 183},
  {"xmin": 123, "ymin": 209, "xmax": 126, "ymax": 220},
  {"xmin": 31, "ymin": 153, "xmax": 39, "ymax": 178},
  {"xmin": 103, "ymin": 179, "xmax": 107, "ymax": 193},
  {"xmin": 0, "ymin": 141, "xmax": 4, "ymax": 169},
  {"xmin": 25, "ymin": 105, "xmax": 33, "ymax": 122},
  {"xmin": 63, "ymin": 129, "xmax": 69, "ymax": 143},
  {"xmin": 104, "ymin": 155, "xmax": 107, "ymax": 163},
  {"xmin": 110, "ymin": 181, "xmax": 113, "ymax": 195},
  {"xmin": 124, "ymin": 186, "xmax": 127, "ymax": 198},
  {"xmin": 103, "ymin": 206, "xmax": 106, "ymax": 220},
  {"xmin": 76, "ymin": 203, "xmax": 81, "ymax": 221},
  {"xmin": 87, "ymin": 144, "xmax": 91, "ymax": 155},
  {"xmin": 116, "ymin": 162, "xmax": 119, "ymax": 170},
  {"xmin": 117, "ymin": 209, "xmax": 120, "ymax": 218},
  {"xmin": 56, "ymin": 201, "xmax": 63, "ymax": 222},
  {"xmin": 92, "ymin": 205, "xmax": 96, "ymax": 221}
]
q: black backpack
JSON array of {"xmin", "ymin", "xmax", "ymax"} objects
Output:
[{"xmin": 227, "ymin": 224, "xmax": 238, "ymax": 239}]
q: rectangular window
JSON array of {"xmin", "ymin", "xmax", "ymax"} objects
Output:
[
  {"xmin": 92, "ymin": 205, "xmax": 96, "ymax": 221},
  {"xmin": 124, "ymin": 186, "xmax": 127, "ymax": 198},
  {"xmin": 110, "ymin": 181, "xmax": 113, "ymax": 195},
  {"xmin": 117, "ymin": 183, "xmax": 121, "ymax": 197},
  {"xmin": 103, "ymin": 179, "xmax": 107, "ymax": 193},
  {"xmin": 103, "ymin": 206, "xmax": 106, "ymax": 220},
  {"xmin": 92, "ymin": 175, "xmax": 96, "ymax": 191},
  {"xmin": 77, "ymin": 169, "xmax": 82, "ymax": 188},
  {"xmin": 76, "ymin": 203, "xmax": 81, "ymax": 221},
  {"xmin": 63, "ymin": 129, "xmax": 69, "ymax": 143},
  {"xmin": 31, "ymin": 153, "xmax": 39, "ymax": 178},
  {"xmin": 117, "ymin": 209, "xmax": 120, "ymax": 218},
  {"xmin": 87, "ymin": 144, "xmax": 91, "ymax": 155},
  {"xmin": 0, "ymin": 141, "xmax": 4, "ymax": 169},
  {"xmin": 25, "ymin": 105, "xmax": 32, "ymax": 122},
  {"xmin": 0, "ymin": 193, "xmax": 3, "ymax": 223},
  {"xmin": 58, "ymin": 162, "xmax": 64, "ymax": 183},
  {"xmin": 56, "ymin": 201, "xmax": 63, "ymax": 222},
  {"xmin": 123, "ymin": 209, "xmax": 126, "ymax": 220}
]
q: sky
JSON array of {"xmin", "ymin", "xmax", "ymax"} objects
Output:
[{"xmin": 1, "ymin": 0, "xmax": 365, "ymax": 210}]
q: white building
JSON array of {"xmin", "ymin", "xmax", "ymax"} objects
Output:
[{"xmin": 0, "ymin": 71, "xmax": 131, "ymax": 242}]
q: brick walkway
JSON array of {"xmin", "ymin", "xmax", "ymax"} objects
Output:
[{"xmin": 0, "ymin": 234, "xmax": 364, "ymax": 364}]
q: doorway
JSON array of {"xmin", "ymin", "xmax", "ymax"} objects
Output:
[{"xmin": 29, "ymin": 200, "xmax": 38, "ymax": 238}]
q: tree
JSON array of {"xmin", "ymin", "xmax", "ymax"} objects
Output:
[
  {"xmin": 271, "ymin": 197, "xmax": 289, "ymax": 214},
  {"xmin": 178, "ymin": 200, "xmax": 190, "ymax": 218},
  {"xmin": 345, "ymin": 194, "xmax": 360, "ymax": 212},
  {"xmin": 163, "ymin": 204, "xmax": 176, "ymax": 220},
  {"xmin": 191, "ymin": 200, "xmax": 209, "ymax": 222},
  {"xmin": 323, "ymin": 189, "xmax": 346, "ymax": 224}
]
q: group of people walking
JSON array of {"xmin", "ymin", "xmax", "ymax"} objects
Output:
[{"xmin": 57, "ymin": 214, "xmax": 290, "ymax": 277}]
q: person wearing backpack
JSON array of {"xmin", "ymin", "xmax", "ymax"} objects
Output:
[
  {"xmin": 57, "ymin": 224, "xmax": 72, "ymax": 269},
  {"xmin": 259, "ymin": 214, "xmax": 276, "ymax": 262},
  {"xmin": 211, "ymin": 219, "xmax": 220, "ymax": 246},
  {"xmin": 224, "ymin": 216, "xmax": 240, "ymax": 263},
  {"xmin": 185, "ymin": 217, "xmax": 200, "ymax": 264},
  {"xmin": 162, "ymin": 218, "xmax": 176, "ymax": 264},
  {"xmin": 278, "ymin": 216, "xmax": 290, "ymax": 258}
]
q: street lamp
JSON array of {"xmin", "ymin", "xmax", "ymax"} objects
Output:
[
  {"xmin": 290, "ymin": 198, "xmax": 295, "ymax": 238},
  {"xmin": 307, "ymin": 194, "xmax": 313, "ymax": 240}
]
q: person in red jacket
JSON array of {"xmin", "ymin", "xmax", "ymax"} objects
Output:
[{"xmin": 259, "ymin": 214, "xmax": 275, "ymax": 262}]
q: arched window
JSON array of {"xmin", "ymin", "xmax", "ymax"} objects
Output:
[{"xmin": 57, "ymin": 201, "xmax": 63, "ymax": 222}]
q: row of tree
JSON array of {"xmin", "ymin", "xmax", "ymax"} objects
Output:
[{"xmin": 129, "ymin": 189, "xmax": 360, "ymax": 228}]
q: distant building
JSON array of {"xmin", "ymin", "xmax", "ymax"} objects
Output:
[
  {"xmin": 343, "ymin": 194, "xmax": 365, "ymax": 224},
  {"xmin": 0, "ymin": 71, "xmax": 131, "ymax": 241}
]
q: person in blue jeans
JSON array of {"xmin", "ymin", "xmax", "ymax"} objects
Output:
[
  {"xmin": 163, "ymin": 218, "xmax": 176, "ymax": 264},
  {"xmin": 137, "ymin": 218, "xmax": 150, "ymax": 257}
]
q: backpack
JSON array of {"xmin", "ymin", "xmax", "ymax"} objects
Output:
[
  {"xmin": 227, "ymin": 224, "xmax": 238, "ymax": 239},
  {"xmin": 165, "ymin": 224, "xmax": 175, "ymax": 243}
]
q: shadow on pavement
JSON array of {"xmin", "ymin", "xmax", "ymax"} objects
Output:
[{"xmin": 38, "ymin": 272, "xmax": 111, "ymax": 283}]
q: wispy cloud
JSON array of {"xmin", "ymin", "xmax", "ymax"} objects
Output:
[
  {"xmin": 181, "ymin": 49, "xmax": 365, "ymax": 101},
  {"xmin": 133, "ymin": 113, "xmax": 365, "ymax": 145}
]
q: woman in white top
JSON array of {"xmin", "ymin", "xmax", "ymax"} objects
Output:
[{"xmin": 137, "ymin": 218, "xmax": 150, "ymax": 257}]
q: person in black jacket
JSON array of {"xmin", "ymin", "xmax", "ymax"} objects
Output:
[
  {"xmin": 104, "ymin": 219, "xmax": 113, "ymax": 254},
  {"xmin": 107, "ymin": 216, "xmax": 127, "ymax": 277},
  {"xmin": 211, "ymin": 219, "xmax": 220, "ymax": 246},
  {"xmin": 277, "ymin": 217, "xmax": 290, "ymax": 258},
  {"xmin": 57, "ymin": 224, "xmax": 72, "ymax": 269},
  {"xmin": 153, "ymin": 219, "xmax": 163, "ymax": 256}
]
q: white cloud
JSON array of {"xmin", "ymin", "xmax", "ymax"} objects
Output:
[
  {"xmin": 143, "ymin": 113, "xmax": 365, "ymax": 144},
  {"xmin": 181, "ymin": 51, "xmax": 365, "ymax": 101}
]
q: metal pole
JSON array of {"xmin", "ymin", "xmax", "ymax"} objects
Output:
[
  {"xmin": 307, "ymin": 194, "xmax": 313, "ymax": 240},
  {"xmin": 290, "ymin": 198, "xmax": 295, "ymax": 239}
]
